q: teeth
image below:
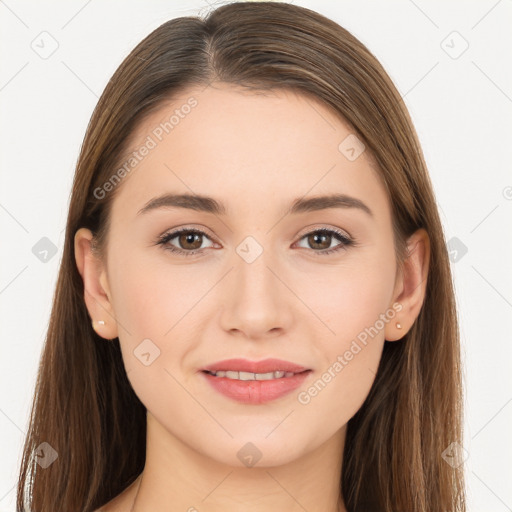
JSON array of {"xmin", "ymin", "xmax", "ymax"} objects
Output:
[{"xmin": 209, "ymin": 370, "xmax": 298, "ymax": 380}]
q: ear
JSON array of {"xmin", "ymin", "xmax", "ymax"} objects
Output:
[
  {"xmin": 74, "ymin": 227, "xmax": 118, "ymax": 340},
  {"xmin": 385, "ymin": 228, "xmax": 430, "ymax": 342}
]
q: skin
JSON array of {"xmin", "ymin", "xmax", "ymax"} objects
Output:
[{"xmin": 75, "ymin": 83, "xmax": 429, "ymax": 512}]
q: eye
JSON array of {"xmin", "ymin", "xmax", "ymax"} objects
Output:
[
  {"xmin": 156, "ymin": 228, "xmax": 215, "ymax": 256},
  {"xmin": 295, "ymin": 227, "xmax": 354, "ymax": 256},
  {"xmin": 156, "ymin": 226, "xmax": 355, "ymax": 257}
]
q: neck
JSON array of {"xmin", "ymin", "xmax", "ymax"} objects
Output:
[{"xmin": 131, "ymin": 412, "xmax": 347, "ymax": 512}]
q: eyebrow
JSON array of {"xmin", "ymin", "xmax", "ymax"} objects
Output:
[{"xmin": 136, "ymin": 192, "xmax": 373, "ymax": 218}]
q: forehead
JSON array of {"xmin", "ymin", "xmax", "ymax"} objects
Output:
[{"xmin": 109, "ymin": 83, "xmax": 389, "ymax": 222}]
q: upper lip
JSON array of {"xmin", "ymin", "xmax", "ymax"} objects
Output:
[{"xmin": 202, "ymin": 358, "xmax": 310, "ymax": 374}]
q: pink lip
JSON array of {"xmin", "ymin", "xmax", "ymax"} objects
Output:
[
  {"xmin": 202, "ymin": 358, "xmax": 309, "ymax": 374},
  {"xmin": 200, "ymin": 358, "xmax": 312, "ymax": 405},
  {"xmin": 201, "ymin": 370, "xmax": 311, "ymax": 404}
]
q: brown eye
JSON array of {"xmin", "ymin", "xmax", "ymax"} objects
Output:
[
  {"xmin": 177, "ymin": 232, "xmax": 203, "ymax": 250},
  {"xmin": 296, "ymin": 228, "xmax": 353, "ymax": 255},
  {"xmin": 157, "ymin": 228, "xmax": 215, "ymax": 256},
  {"xmin": 157, "ymin": 227, "xmax": 354, "ymax": 258},
  {"xmin": 307, "ymin": 232, "xmax": 332, "ymax": 250}
]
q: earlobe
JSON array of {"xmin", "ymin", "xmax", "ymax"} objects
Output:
[
  {"xmin": 74, "ymin": 227, "xmax": 118, "ymax": 340},
  {"xmin": 385, "ymin": 307, "xmax": 406, "ymax": 342},
  {"xmin": 385, "ymin": 228, "xmax": 430, "ymax": 342}
]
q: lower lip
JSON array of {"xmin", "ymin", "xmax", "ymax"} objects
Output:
[{"xmin": 201, "ymin": 370, "xmax": 312, "ymax": 405}]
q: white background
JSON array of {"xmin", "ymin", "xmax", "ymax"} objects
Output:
[{"xmin": 1, "ymin": 1, "xmax": 511, "ymax": 510}]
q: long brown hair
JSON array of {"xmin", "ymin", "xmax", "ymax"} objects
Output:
[{"xmin": 16, "ymin": 2, "xmax": 465, "ymax": 510}]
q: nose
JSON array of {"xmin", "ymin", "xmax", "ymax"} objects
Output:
[{"xmin": 218, "ymin": 244, "xmax": 295, "ymax": 340}]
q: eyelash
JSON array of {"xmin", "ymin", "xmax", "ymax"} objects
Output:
[{"xmin": 155, "ymin": 226, "xmax": 356, "ymax": 257}]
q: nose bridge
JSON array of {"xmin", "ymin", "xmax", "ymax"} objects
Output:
[
  {"xmin": 219, "ymin": 231, "xmax": 293, "ymax": 336},
  {"xmin": 233, "ymin": 232, "xmax": 279, "ymax": 300}
]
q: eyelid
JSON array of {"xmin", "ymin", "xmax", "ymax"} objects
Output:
[{"xmin": 158, "ymin": 224, "xmax": 216, "ymax": 241}]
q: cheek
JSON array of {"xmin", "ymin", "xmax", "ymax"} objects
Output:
[
  {"xmin": 294, "ymin": 248, "xmax": 396, "ymax": 420},
  {"xmin": 106, "ymin": 249, "xmax": 209, "ymax": 395},
  {"xmin": 302, "ymin": 247, "xmax": 396, "ymax": 345},
  {"xmin": 108, "ymin": 246, "xmax": 199, "ymax": 339}
]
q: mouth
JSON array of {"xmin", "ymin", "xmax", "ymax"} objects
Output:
[{"xmin": 199, "ymin": 358, "xmax": 313, "ymax": 404}]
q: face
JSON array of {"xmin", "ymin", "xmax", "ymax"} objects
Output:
[{"xmin": 85, "ymin": 83, "xmax": 404, "ymax": 468}]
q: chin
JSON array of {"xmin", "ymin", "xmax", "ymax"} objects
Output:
[{"xmin": 197, "ymin": 431, "xmax": 310, "ymax": 469}]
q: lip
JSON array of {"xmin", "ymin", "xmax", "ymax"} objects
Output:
[
  {"xmin": 202, "ymin": 358, "xmax": 309, "ymax": 374},
  {"xmin": 200, "ymin": 358, "xmax": 312, "ymax": 405},
  {"xmin": 201, "ymin": 370, "xmax": 312, "ymax": 404}
]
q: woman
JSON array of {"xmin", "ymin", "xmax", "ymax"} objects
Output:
[{"xmin": 16, "ymin": 2, "xmax": 466, "ymax": 511}]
